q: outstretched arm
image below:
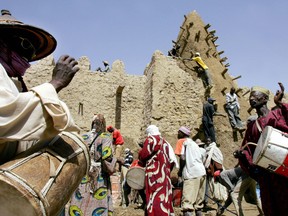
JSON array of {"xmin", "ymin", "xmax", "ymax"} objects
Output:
[{"xmin": 274, "ymin": 82, "xmax": 285, "ymax": 107}]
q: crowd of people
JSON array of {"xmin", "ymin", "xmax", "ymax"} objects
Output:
[{"xmin": 1, "ymin": 8, "xmax": 288, "ymax": 216}]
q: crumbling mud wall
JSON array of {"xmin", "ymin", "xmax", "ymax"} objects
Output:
[{"xmin": 24, "ymin": 11, "xmax": 283, "ymax": 168}]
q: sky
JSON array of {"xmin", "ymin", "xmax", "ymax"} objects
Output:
[{"xmin": 2, "ymin": 0, "xmax": 288, "ymax": 93}]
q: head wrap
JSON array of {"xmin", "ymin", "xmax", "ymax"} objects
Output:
[
  {"xmin": 179, "ymin": 126, "xmax": 191, "ymax": 136},
  {"xmin": 251, "ymin": 86, "xmax": 270, "ymax": 96},
  {"xmin": 0, "ymin": 39, "xmax": 30, "ymax": 77},
  {"xmin": 146, "ymin": 125, "xmax": 161, "ymax": 136},
  {"xmin": 91, "ymin": 114, "xmax": 106, "ymax": 134}
]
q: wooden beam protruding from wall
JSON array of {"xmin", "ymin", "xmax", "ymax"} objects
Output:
[
  {"xmin": 221, "ymin": 68, "xmax": 228, "ymax": 76},
  {"xmin": 242, "ymin": 90, "xmax": 251, "ymax": 96},
  {"xmin": 232, "ymin": 75, "xmax": 242, "ymax": 81},
  {"xmin": 220, "ymin": 57, "xmax": 228, "ymax": 63},
  {"xmin": 204, "ymin": 23, "xmax": 211, "ymax": 30}
]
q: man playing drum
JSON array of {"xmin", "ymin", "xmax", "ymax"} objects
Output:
[
  {"xmin": 0, "ymin": 9, "xmax": 80, "ymax": 163},
  {"xmin": 236, "ymin": 82, "xmax": 288, "ymax": 216},
  {"xmin": 0, "ymin": 9, "xmax": 82, "ymax": 215}
]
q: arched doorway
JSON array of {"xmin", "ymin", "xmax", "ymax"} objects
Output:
[{"xmin": 115, "ymin": 85, "xmax": 125, "ymax": 129}]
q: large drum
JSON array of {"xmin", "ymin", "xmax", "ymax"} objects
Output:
[
  {"xmin": 126, "ymin": 167, "xmax": 145, "ymax": 190},
  {"xmin": 253, "ymin": 126, "xmax": 288, "ymax": 177},
  {"xmin": 0, "ymin": 131, "xmax": 90, "ymax": 216}
]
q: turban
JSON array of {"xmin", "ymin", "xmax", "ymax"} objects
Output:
[
  {"xmin": 146, "ymin": 125, "xmax": 161, "ymax": 136},
  {"xmin": 251, "ymin": 86, "xmax": 270, "ymax": 96}
]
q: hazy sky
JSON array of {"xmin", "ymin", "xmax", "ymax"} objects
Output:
[{"xmin": 2, "ymin": 1, "xmax": 288, "ymax": 93}]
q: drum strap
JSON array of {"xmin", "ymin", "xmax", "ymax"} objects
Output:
[{"xmin": 255, "ymin": 120, "xmax": 263, "ymax": 133}]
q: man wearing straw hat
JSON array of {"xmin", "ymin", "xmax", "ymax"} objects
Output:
[
  {"xmin": 236, "ymin": 82, "xmax": 288, "ymax": 215},
  {"xmin": 0, "ymin": 9, "xmax": 80, "ymax": 163}
]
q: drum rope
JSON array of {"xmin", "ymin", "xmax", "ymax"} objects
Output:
[
  {"xmin": 2, "ymin": 171, "xmax": 47, "ymax": 216},
  {"xmin": 62, "ymin": 131, "xmax": 91, "ymax": 174},
  {"xmin": 0, "ymin": 151, "xmax": 42, "ymax": 172},
  {"xmin": 0, "ymin": 132, "xmax": 89, "ymax": 215},
  {"xmin": 41, "ymin": 132, "xmax": 90, "ymax": 196}
]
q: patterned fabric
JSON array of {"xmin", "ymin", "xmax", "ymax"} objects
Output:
[
  {"xmin": 68, "ymin": 131, "xmax": 116, "ymax": 216},
  {"xmin": 239, "ymin": 103, "xmax": 288, "ymax": 216},
  {"xmin": 139, "ymin": 135, "xmax": 174, "ymax": 216}
]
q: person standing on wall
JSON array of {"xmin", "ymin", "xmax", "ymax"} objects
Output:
[
  {"xmin": 192, "ymin": 52, "xmax": 213, "ymax": 89},
  {"xmin": 202, "ymin": 98, "xmax": 226, "ymax": 143},
  {"xmin": 225, "ymin": 87, "xmax": 244, "ymax": 132}
]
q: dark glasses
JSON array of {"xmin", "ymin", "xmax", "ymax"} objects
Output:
[{"xmin": 9, "ymin": 36, "xmax": 37, "ymax": 61}]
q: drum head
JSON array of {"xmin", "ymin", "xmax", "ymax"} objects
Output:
[{"xmin": 126, "ymin": 167, "xmax": 145, "ymax": 190}]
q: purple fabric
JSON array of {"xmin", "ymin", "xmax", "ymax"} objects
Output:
[
  {"xmin": 239, "ymin": 103, "xmax": 288, "ymax": 216},
  {"xmin": 179, "ymin": 126, "xmax": 191, "ymax": 136},
  {"xmin": 0, "ymin": 40, "xmax": 30, "ymax": 77}
]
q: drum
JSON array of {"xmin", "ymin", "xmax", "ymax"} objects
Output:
[
  {"xmin": 126, "ymin": 167, "xmax": 145, "ymax": 190},
  {"xmin": 0, "ymin": 131, "xmax": 90, "ymax": 216},
  {"xmin": 253, "ymin": 126, "xmax": 288, "ymax": 177}
]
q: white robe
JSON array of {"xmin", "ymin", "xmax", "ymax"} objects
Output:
[{"xmin": 0, "ymin": 63, "xmax": 79, "ymax": 147}]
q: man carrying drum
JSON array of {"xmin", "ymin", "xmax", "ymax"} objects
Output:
[
  {"xmin": 0, "ymin": 9, "xmax": 82, "ymax": 215},
  {"xmin": 0, "ymin": 9, "xmax": 80, "ymax": 162},
  {"xmin": 236, "ymin": 82, "xmax": 288, "ymax": 216}
]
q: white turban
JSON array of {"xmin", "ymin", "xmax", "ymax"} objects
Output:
[{"xmin": 146, "ymin": 125, "xmax": 161, "ymax": 136}]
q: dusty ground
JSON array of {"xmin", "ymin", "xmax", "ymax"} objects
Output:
[
  {"xmin": 111, "ymin": 174, "xmax": 260, "ymax": 216},
  {"xmin": 113, "ymin": 197, "xmax": 260, "ymax": 216}
]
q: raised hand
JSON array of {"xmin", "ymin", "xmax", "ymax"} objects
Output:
[
  {"xmin": 49, "ymin": 55, "xmax": 80, "ymax": 92},
  {"xmin": 274, "ymin": 82, "xmax": 285, "ymax": 106}
]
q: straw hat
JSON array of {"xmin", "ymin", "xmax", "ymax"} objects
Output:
[{"xmin": 0, "ymin": 9, "xmax": 56, "ymax": 62}]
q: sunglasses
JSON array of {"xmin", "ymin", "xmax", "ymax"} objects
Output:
[{"xmin": 8, "ymin": 36, "xmax": 37, "ymax": 61}]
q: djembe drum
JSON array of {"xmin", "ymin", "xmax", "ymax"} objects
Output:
[{"xmin": 0, "ymin": 131, "xmax": 90, "ymax": 216}]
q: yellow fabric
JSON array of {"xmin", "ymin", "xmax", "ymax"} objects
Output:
[
  {"xmin": 251, "ymin": 86, "xmax": 270, "ymax": 96},
  {"xmin": 192, "ymin": 56, "xmax": 209, "ymax": 70}
]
